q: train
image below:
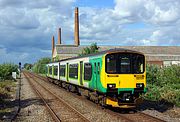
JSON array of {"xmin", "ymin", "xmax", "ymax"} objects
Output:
[{"xmin": 46, "ymin": 48, "xmax": 147, "ymax": 108}]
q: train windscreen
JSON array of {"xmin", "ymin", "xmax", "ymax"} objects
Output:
[{"xmin": 106, "ymin": 53, "xmax": 145, "ymax": 74}]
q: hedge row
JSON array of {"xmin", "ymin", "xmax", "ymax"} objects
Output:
[{"xmin": 145, "ymin": 65, "xmax": 180, "ymax": 106}]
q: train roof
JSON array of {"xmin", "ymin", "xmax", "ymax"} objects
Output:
[{"xmin": 49, "ymin": 48, "xmax": 144, "ymax": 64}]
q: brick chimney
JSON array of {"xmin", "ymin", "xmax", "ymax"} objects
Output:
[
  {"xmin": 57, "ymin": 28, "xmax": 61, "ymax": 45},
  {"xmin": 52, "ymin": 35, "xmax": 55, "ymax": 58},
  {"xmin": 74, "ymin": 7, "xmax": 79, "ymax": 46}
]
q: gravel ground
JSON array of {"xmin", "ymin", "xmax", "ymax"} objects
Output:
[
  {"xmin": 142, "ymin": 108, "xmax": 180, "ymax": 122},
  {"xmin": 37, "ymin": 78, "xmax": 124, "ymax": 122},
  {"xmin": 14, "ymin": 73, "xmax": 53, "ymax": 122},
  {"xmin": 138, "ymin": 99, "xmax": 180, "ymax": 122}
]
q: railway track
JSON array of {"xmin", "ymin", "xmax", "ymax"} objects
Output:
[
  {"xmin": 102, "ymin": 108, "xmax": 166, "ymax": 122},
  {"xmin": 24, "ymin": 72, "xmax": 90, "ymax": 122},
  {"xmin": 136, "ymin": 112, "xmax": 166, "ymax": 122},
  {"xmin": 25, "ymin": 71, "xmax": 166, "ymax": 122}
]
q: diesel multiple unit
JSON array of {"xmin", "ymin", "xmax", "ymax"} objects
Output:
[{"xmin": 46, "ymin": 48, "xmax": 147, "ymax": 108}]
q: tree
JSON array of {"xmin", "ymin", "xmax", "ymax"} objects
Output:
[
  {"xmin": 32, "ymin": 57, "xmax": 51, "ymax": 74},
  {"xmin": 79, "ymin": 43, "xmax": 99, "ymax": 56},
  {"xmin": 24, "ymin": 63, "xmax": 32, "ymax": 70}
]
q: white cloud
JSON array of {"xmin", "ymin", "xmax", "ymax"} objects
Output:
[
  {"xmin": 79, "ymin": 0, "xmax": 180, "ymax": 46},
  {"xmin": 114, "ymin": 0, "xmax": 144, "ymax": 19},
  {"xmin": 114, "ymin": 0, "xmax": 180, "ymax": 25},
  {"xmin": 0, "ymin": 8, "xmax": 40, "ymax": 29},
  {"xmin": 0, "ymin": 0, "xmax": 75, "ymax": 63},
  {"xmin": 0, "ymin": 0, "xmax": 180, "ymax": 64},
  {"xmin": 0, "ymin": 47, "xmax": 29, "ymax": 63}
]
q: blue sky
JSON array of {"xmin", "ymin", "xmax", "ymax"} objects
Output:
[
  {"xmin": 0, "ymin": 0, "xmax": 180, "ymax": 64},
  {"xmin": 75, "ymin": 0, "xmax": 115, "ymax": 8}
]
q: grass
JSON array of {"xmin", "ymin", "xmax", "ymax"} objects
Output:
[
  {"xmin": 0, "ymin": 108, "xmax": 11, "ymax": 113},
  {"xmin": 0, "ymin": 80, "xmax": 16, "ymax": 118},
  {"xmin": 0, "ymin": 80, "xmax": 16, "ymax": 121}
]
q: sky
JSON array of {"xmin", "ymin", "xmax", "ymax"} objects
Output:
[{"xmin": 0, "ymin": 0, "xmax": 180, "ymax": 64}]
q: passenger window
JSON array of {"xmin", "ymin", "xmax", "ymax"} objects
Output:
[
  {"xmin": 54, "ymin": 66, "xmax": 58, "ymax": 76},
  {"xmin": 49, "ymin": 66, "xmax": 52, "ymax": 74},
  {"xmin": 60, "ymin": 65, "xmax": 66, "ymax": 77},
  {"xmin": 69, "ymin": 64, "xmax": 78, "ymax": 79},
  {"xmin": 84, "ymin": 63, "xmax": 92, "ymax": 81}
]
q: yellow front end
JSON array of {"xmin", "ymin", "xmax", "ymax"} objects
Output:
[
  {"xmin": 101, "ymin": 52, "xmax": 147, "ymax": 108},
  {"xmin": 105, "ymin": 74, "xmax": 146, "ymax": 89},
  {"xmin": 105, "ymin": 73, "xmax": 146, "ymax": 108}
]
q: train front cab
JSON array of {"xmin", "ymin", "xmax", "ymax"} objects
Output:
[{"xmin": 102, "ymin": 52, "xmax": 147, "ymax": 108}]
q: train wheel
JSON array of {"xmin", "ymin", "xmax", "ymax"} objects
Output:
[
  {"xmin": 99, "ymin": 96, "xmax": 106, "ymax": 107},
  {"xmin": 76, "ymin": 87, "xmax": 81, "ymax": 96}
]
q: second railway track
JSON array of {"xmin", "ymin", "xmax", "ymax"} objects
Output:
[{"xmin": 24, "ymin": 71, "xmax": 90, "ymax": 122}]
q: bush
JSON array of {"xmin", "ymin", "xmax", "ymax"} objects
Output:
[
  {"xmin": 0, "ymin": 63, "xmax": 18, "ymax": 81},
  {"xmin": 24, "ymin": 63, "xmax": 32, "ymax": 70},
  {"xmin": 146, "ymin": 64, "xmax": 159, "ymax": 84},
  {"xmin": 32, "ymin": 57, "xmax": 51, "ymax": 74},
  {"xmin": 145, "ymin": 65, "xmax": 180, "ymax": 106},
  {"xmin": 79, "ymin": 43, "xmax": 99, "ymax": 56}
]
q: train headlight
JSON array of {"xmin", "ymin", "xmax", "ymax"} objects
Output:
[
  {"xmin": 107, "ymin": 84, "xmax": 116, "ymax": 89},
  {"xmin": 136, "ymin": 83, "xmax": 144, "ymax": 88}
]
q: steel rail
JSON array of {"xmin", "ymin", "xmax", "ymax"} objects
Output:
[
  {"xmin": 24, "ymin": 73, "xmax": 61, "ymax": 122},
  {"xmin": 24, "ymin": 72, "xmax": 90, "ymax": 122},
  {"xmin": 137, "ymin": 111, "xmax": 166, "ymax": 122}
]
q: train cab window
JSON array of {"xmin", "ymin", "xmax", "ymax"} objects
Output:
[
  {"xmin": 132, "ymin": 54, "xmax": 145, "ymax": 73},
  {"xmin": 84, "ymin": 63, "xmax": 92, "ymax": 81},
  {"xmin": 106, "ymin": 53, "xmax": 145, "ymax": 74},
  {"xmin": 120, "ymin": 56, "xmax": 130, "ymax": 73},
  {"xmin": 106, "ymin": 55, "xmax": 117, "ymax": 73},
  {"xmin": 60, "ymin": 65, "xmax": 66, "ymax": 77},
  {"xmin": 54, "ymin": 66, "xmax": 58, "ymax": 76},
  {"xmin": 69, "ymin": 64, "xmax": 78, "ymax": 79},
  {"xmin": 49, "ymin": 66, "xmax": 52, "ymax": 75}
]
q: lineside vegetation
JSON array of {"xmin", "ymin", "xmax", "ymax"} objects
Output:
[
  {"xmin": 0, "ymin": 63, "xmax": 18, "ymax": 81},
  {"xmin": 145, "ymin": 65, "xmax": 180, "ymax": 106},
  {"xmin": 32, "ymin": 57, "xmax": 51, "ymax": 74},
  {"xmin": 0, "ymin": 63, "xmax": 17, "ymax": 116}
]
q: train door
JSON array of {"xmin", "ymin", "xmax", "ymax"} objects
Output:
[
  {"xmin": 58, "ymin": 63, "xmax": 60, "ymax": 80},
  {"xmin": 96, "ymin": 62, "xmax": 100, "ymax": 90},
  {"xmin": 52, "ymin": 65, "xmax": 54, "ymax": 78},
  {"xmin": 93, "ymin": 62, "xmax": 100, "ymax": 90},
  {"xmin": 80, "ymin": 61, "xmax": 83, "ymax": 85},
  {"xmin": 66, "ymin": 63, "xmax": 69, "ymax": 82},
  {"xmin": 93, "ymin": 63, "xmax": 97, "ymax": 89}
]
